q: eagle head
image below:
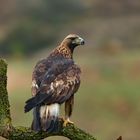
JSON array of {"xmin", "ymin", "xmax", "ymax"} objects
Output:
[
  {"xmin": 61, "ymin": 34, "xmax": 85, "ymax": 52},
  {"xmin": 65, "ymin": 34, "xmax": 85, "ymax": 46}
]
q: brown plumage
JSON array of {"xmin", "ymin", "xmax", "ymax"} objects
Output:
[{"xmin": 24, "ymin": 34, "xmax": 85, "ymax": 132}]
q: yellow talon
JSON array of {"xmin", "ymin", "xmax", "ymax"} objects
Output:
[{"xmin": 63, "ymin": 118, "xmax": 74, "ymax": 127}]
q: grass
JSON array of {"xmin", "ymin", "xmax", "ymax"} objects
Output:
[{"xmin": 5, "ymin": 49, "xmax": 140, "ymax": 140}]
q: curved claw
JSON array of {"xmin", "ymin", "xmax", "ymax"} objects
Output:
[{"xmin": 63, "ymin": 118, "xmax": 74, "ymax": 127}]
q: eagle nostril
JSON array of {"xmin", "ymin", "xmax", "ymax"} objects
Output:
[{"xmin": 81, "ymin": 40, "xmax": 85, "ymax": 45}]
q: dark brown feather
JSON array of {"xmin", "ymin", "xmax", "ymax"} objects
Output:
[{"xmin": 30, "ymin": 62, "xmax": 81, "ymax": 107}]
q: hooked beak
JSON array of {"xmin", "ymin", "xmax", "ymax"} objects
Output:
[
  {"xmin": 78, "ymin": 37, "xmax": 85, "ymax": 45},
  {"xmin": 72, "ymin": 37, "xmax": 85, "ymax": 46}
]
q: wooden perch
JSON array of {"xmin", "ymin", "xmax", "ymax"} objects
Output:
[{"xmin": 0, "ymin": 59, "xmax": 96, "ymax": 140}]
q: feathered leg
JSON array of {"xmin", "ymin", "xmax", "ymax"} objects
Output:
[{"xmin": 64, "ymin": 95, "xmax": 74, "ymax": 126}]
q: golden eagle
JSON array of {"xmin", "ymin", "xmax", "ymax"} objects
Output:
[{"xmin": 24, "ymin": 34, "xmax": 85, "ymax": 132}]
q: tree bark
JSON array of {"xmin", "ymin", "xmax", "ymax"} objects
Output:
[{"xmin": 0, "ymin": 59, "xmax": 96, "ymax": 140}]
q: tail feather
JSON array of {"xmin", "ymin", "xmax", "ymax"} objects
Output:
[
  {"xmin": 45, "ymin": 118, "xmax": 55, "ymax": 132},
  {"xmin": 24, "ymin": 93, "xmax": 52, "ymax": 112},
  {"xmin": 45, "ymin": 116, "xmax": 59, "ymax": 132},
  {"xmin": 31, "ymin": 106, "xmax": 41, "ymax": 131},
  {"xmin": 52, "ymin": 117, "xmax": 59, "ymax": 132},
  {"xmin": 32, "ymin": 103, "xmax": 60, "ymax": 132}
]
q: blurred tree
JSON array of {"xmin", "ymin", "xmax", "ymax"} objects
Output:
[
  {"xmin": 0, "ymin": 0, "xmax": 85, "ymax": 57},
  {"xmin": 0, "ymin": 0, "xmax": 140, "ymax": 57}
]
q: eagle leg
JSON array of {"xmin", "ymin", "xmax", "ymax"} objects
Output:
[{"xmin": 63, "ymin": 95, "xmax": 74, "ymax": 126}]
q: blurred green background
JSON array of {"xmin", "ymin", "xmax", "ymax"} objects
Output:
[{"xmin": 0, "ymin": 0, "xmax": 140, "ymax": 140}]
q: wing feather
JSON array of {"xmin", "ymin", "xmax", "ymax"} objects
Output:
[
  {"xmin": 25, "ymin": 57, "xmax": 81, "ymax": 112},
  {"xmin": 39, "ymin": 64, "xmax": 81, "ymax": 105}
]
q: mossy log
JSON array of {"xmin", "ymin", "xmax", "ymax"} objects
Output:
[{"xmin": 0, "ymin": 59, "xmax": 96, "ymax": 140}]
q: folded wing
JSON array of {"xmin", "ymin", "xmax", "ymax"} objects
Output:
[{"xmin": 25, "ymin": 58, "xmax": 81, "ymax": 112}]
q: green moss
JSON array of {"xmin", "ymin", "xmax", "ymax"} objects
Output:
[
  {"xmin": 0, "ymin": 59, "xmax": 11, "ymax": 126},
  {"xmin": 7, "ymin": 123, "xmax": 96, "ymax": 140}
]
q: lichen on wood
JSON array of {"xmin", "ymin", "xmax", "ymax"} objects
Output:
[{"xmin": 0, "ymin": 59, "xmax": 96, "ymax": 140}]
